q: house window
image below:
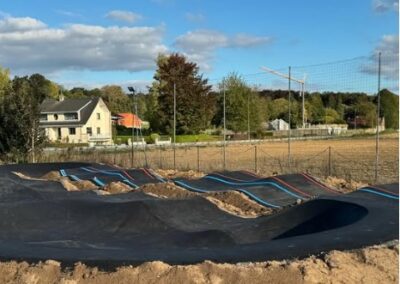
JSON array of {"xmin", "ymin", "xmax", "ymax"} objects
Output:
[
  {"xmin": 69, "ymin": 128, "xmax": 76, "ymax": 135},
  {"xmin": 86, "ymin": 127, "xmax": 92, "ymax": 136},
  {"xmin": 40, "ymin": 114, "xmax": 48, "ymax": 121},
  {"xmin": 97, "ymin": 113, "xmax": 101, "ymax": 120},
  {"xmin": 54, "ymin": 114, "xmax": 58, "ymax": 120},
  {"xmin": 97, "ymin": 127, "xmax": 101, "ymax": 135},
  {"xmin": 65, "ymin": 113, "xmax": 78, "ymax": 120}
]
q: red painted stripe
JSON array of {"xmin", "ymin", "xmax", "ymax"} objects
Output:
[
  {"xmin": 213, "ymin": 172, "xmax": 249, "ymax": 182},
  {"xmin": 301, "ymin": 173, "xmax": 339, "ymax": 194},
  {"xmin": 270, "ymin": 176, "xmax": 312, "ymax": 198},
  {"xmin": 141, "ymin": 168, "xmax": 155, "ymax": 179},
  {"xmin": 240, "ymin": 170, "xmax": 262, "ymax": 178},
  {"xmin": 121, "ymin": 170, "xmax": 136, "ymax": 181}
]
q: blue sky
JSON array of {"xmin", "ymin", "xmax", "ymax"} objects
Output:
[{"xmin": 0, "ymin": 0, "xmax": 398, "ymax": 92}]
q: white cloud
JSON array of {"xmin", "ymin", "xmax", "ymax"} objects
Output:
[
  {"xmin": 361, "ymin": 34, "xmax": 399, "ymax": 80},
  {"xmin": 0, "ymin": 16, "xmax": 46, "ymax": 32},
  {"xmin": 231, "ymin": 33, "xmax": 272, "ymax": 47},
  {"xmin": 174, "ymin": 29, "xmax": 272, "ymax": 71},
  {"xmin": 185, "ymin": 12, "xmax": 205, "ymax": 23},
  {"xmin": 372, "ymin": 0, "xmax": 399, "ymax": 12},
  {"xmin": 0, "ymin": 16, "xmax": 168, "ymax": 74},
  {"xmin": 106, "ymin": 10, "xmax": 143, "ymax": 23}
]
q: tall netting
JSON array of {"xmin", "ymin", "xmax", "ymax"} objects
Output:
[{"xmin": 38, "ymin": 54, "xmax": 398, "ymax": 184}]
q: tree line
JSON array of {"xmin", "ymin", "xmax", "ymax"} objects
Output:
[{"xmin": 0, "ymin": 53, "xmax": 398, "ymax": 161}]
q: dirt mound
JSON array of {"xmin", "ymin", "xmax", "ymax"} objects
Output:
[
  {"xmin": 139, "ymin": 183, "xmax": 273, "ymax": 217},
  {"xmin": 103, "ymin": 182, "xmax": 132, "ymax": 194},
  {"xmin": 323, "ymin": 176, "xmax": 368, "ymax": 193},
  {"xmin": 140, "ymin": 182, "xmax": 197, "ymax": 199},
  {"xmin": 0, "ymin": 241, "xmax": 397, "ymax": 284},
  {"xmin": 205, "ymin": 191, "xmax": 273, "ymax": 217},
  {"xmin": 41, "ymin": 171, "xmax": 61, "ymax": 181},
  {"xmin": 155, "ymin": 169, "xmax": 205, "ymax": 180}
]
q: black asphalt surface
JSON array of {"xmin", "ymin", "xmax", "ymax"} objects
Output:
[{"xmin": 0, "ymin": 162, "xmax": 398, "ymax": 266}]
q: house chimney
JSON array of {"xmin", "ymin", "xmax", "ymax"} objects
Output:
[{"xmin": 59, "ymin": 92, "xmax": 64, "ymax": 102}]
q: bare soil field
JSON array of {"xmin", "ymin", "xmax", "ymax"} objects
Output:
[
  {"xmin": 40, "ymin": 137, "xmax": 399, "ymax": 184},
  {"xmin": 0, "ymin": 241, "xmax": 397, "ymax": 284}
]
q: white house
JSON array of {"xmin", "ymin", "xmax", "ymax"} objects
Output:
[
  {"xmin": 268, "ymin": 119, "xmax": 290, "ymax": 131},
  {"xmin": 40, "ymin": 96, "xmax": 112, "ymax": 145}
]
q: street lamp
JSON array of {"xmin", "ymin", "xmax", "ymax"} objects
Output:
[{"xmin": 128, "ymin": 86, "xmax": 136, "ymax": 168}]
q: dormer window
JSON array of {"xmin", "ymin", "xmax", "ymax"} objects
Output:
[
  {"xmin": 40, "ymin": 114, "xmax": 48, "ymax": 121},
  {"xmin": 65, "ymin": 113, "xmax": 78, "ymax": 120}
]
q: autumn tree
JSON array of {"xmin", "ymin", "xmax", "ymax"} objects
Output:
[{"xmin": 151, "ymin": 53, "xmax": 214, "ymax": 134}]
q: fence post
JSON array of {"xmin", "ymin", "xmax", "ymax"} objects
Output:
[
  {"xmin": 113, "ymin": 146, "xmax": 116, "ymax": 165},
  {"xmin": 254, "ymin": 145, "xmax": 258, "ymax": 173},
  {"xmin": 197, "ymin": 146, "xmax": 200, "ymax": 172},
  {"xmin": 328, "ymin": 146, "xmax": 332, "ymax": 177},
  {"xmin": 159, "ymin": 147, "xmax": 162, "ymax": 169}
]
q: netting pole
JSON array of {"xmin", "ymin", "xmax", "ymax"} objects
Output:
[
  {"xmin": 375, "ymin": 52, "xmax": 381, "ymax": 183},
  {"xmin": 223, "ymin": 81, "xmax": 226, "ymax": 171},
  {"xmin": 328, "ymin": 146, "xmax": 332, "ymax": 177},
  {"xmin": 197, "ymin": 146, "xmax": 200, "ymax": 172},
  {"xmin": 159, "ymin": 147, "xmax": 162, "ymax": 169},
  {"xmin": 173, "ymin": 82, "xmax": 176, "ymax": 171},
  {"xmin": 288, "ymin": 66, "xmax": 292, "ymax": 173},
  {"xmin": 113, "ymin": 146, "xmax": 116, "ymax": 165},
  {"xmin": 254, "ymin": 145, "xmax": 258, "ymax": 173}
]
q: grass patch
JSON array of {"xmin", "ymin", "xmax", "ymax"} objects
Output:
[{"xmin": 175, "ymin": 134, "xmax": 222, "ymax": 143}]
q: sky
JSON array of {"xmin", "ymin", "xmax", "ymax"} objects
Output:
[{"xmin": 0, "ymin": 0, "xmax": 398, "ymax": 93}]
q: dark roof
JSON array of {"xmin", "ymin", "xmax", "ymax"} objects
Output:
[
  {"xmin": 40, "ymin": 97, "xmax": 100, "ymax": 127},
  {"xmin": 41, "ymin": 98, "xmax": 93, "ymax": 113}
]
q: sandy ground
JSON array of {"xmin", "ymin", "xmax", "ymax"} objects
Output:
[{"xmin": 0, "ymin": 241, "xmax": 397, "ymax": 284}]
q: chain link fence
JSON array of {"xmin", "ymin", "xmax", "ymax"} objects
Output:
[{"xmin": 39, "ymin": 137, "xmax": 398, "ymax": 184}]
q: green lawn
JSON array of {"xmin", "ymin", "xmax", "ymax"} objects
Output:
[
  {"xmin": 175, "ymin": 134, "xmax": 222, "ymax": 143},
  {"xmin": 115, "ymin": 134, "xmax": 222, "ymax": 144}
]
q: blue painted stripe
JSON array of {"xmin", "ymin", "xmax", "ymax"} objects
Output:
[
  {"xmin": 174, "ymin": 180, "xmax": 280, "ymax": 209},
  {"xmin": 81, "ymin": 167, "xmax": 139, "ymax": 188},
  {"xmin": 203, "ymin": 176, "xmax": 304, "ymax": 199},
  {"xmin": 360, "ymin": 188, "xmax": 399, "ymax": 200},
  {"xmin": 174, "ymin": 180, "xmax": 208, "ymax": 193},
  {"xmin": 70, "ymin": 175, "xmax": 80, "ymax": 181},
  {"xmin": 92, "ymin": 177, "xmax": 106, "ymax": 187},
  {"xmin": 123, "ymin": 179, "xmax": 139, "ymax": 189},
  {"xmin": 236, "ymin": 189, "xmax": 281, "ymax": 208}
]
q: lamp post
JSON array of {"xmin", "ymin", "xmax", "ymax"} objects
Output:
[{"xmin": 128, "ymin": 86, "xmax": 136, "ymax": 168}]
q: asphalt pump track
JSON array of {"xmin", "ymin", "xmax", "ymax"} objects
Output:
[{"xmin": 0, "ymin": 162, "xmax": 398, "ymax": 266}]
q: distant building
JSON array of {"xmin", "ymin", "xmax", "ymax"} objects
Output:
[
  {"xmin": 116, "ymin": 113, "xmax": 143, "ymax": 129},
  {"xmin": 40, "ymin": 97, "xmax": 112, "ymax": 145},
  {"xmin": 268, "ymin": 119, "xmax": 289, "ymax": 131}
]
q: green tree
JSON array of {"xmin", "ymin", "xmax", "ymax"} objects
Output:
[
  {"xmin": 100, "ymin": 85, "xmax": 132, "ymax": 113},
  {"xmin": 216, "ymin": 74, "xmax": 264, "ymax": 133},
  {"xmin": 0, "ymin": 74, "xmax": 48, "ymax": 161},
  {"xmin": 324, "ymin": 108, "xmax": 340, "ymax": 124},
  {"xmin": 152, "ymin": 53, "xmax": 214, "ymax": 134},
  {"xmin": 379, "ymin": 89, "xmax": 399, "ymax": 129},
  {"xmin": 0, "ymin": 66, "xmax": 11, "ymax": 99},
  {"xmin": 308, "ymin": 93, "xmax": 325, "ymax": 123}
]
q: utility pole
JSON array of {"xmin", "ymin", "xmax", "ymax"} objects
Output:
[
  {"xmin": 173, "ymin": 82, "xmax": 176, "ymax": 170},
  {"xmin": 375, "ymin": 52, "xmax": 381, "ymax": 182},
  {"xmin": 301, "ymin": 80, "xmax": 305, "ymax": 128},
  {"xmin": 288, "ymin": 66, "xmax": 292, "ymax": 172},
  {"xmin": 128, "ymin": 86, "xmax": 136, "ymax": 168},
  {"xmin": 223, "ymin": 81, "xmax": 226, "ymax": 170},
  {"xmin": 247, "ymin": 91, "xmax": 250, "ymax": 140},
  {"xmin": 261, "ymin": 66, "xmax": 306, "ymax": 128}
]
